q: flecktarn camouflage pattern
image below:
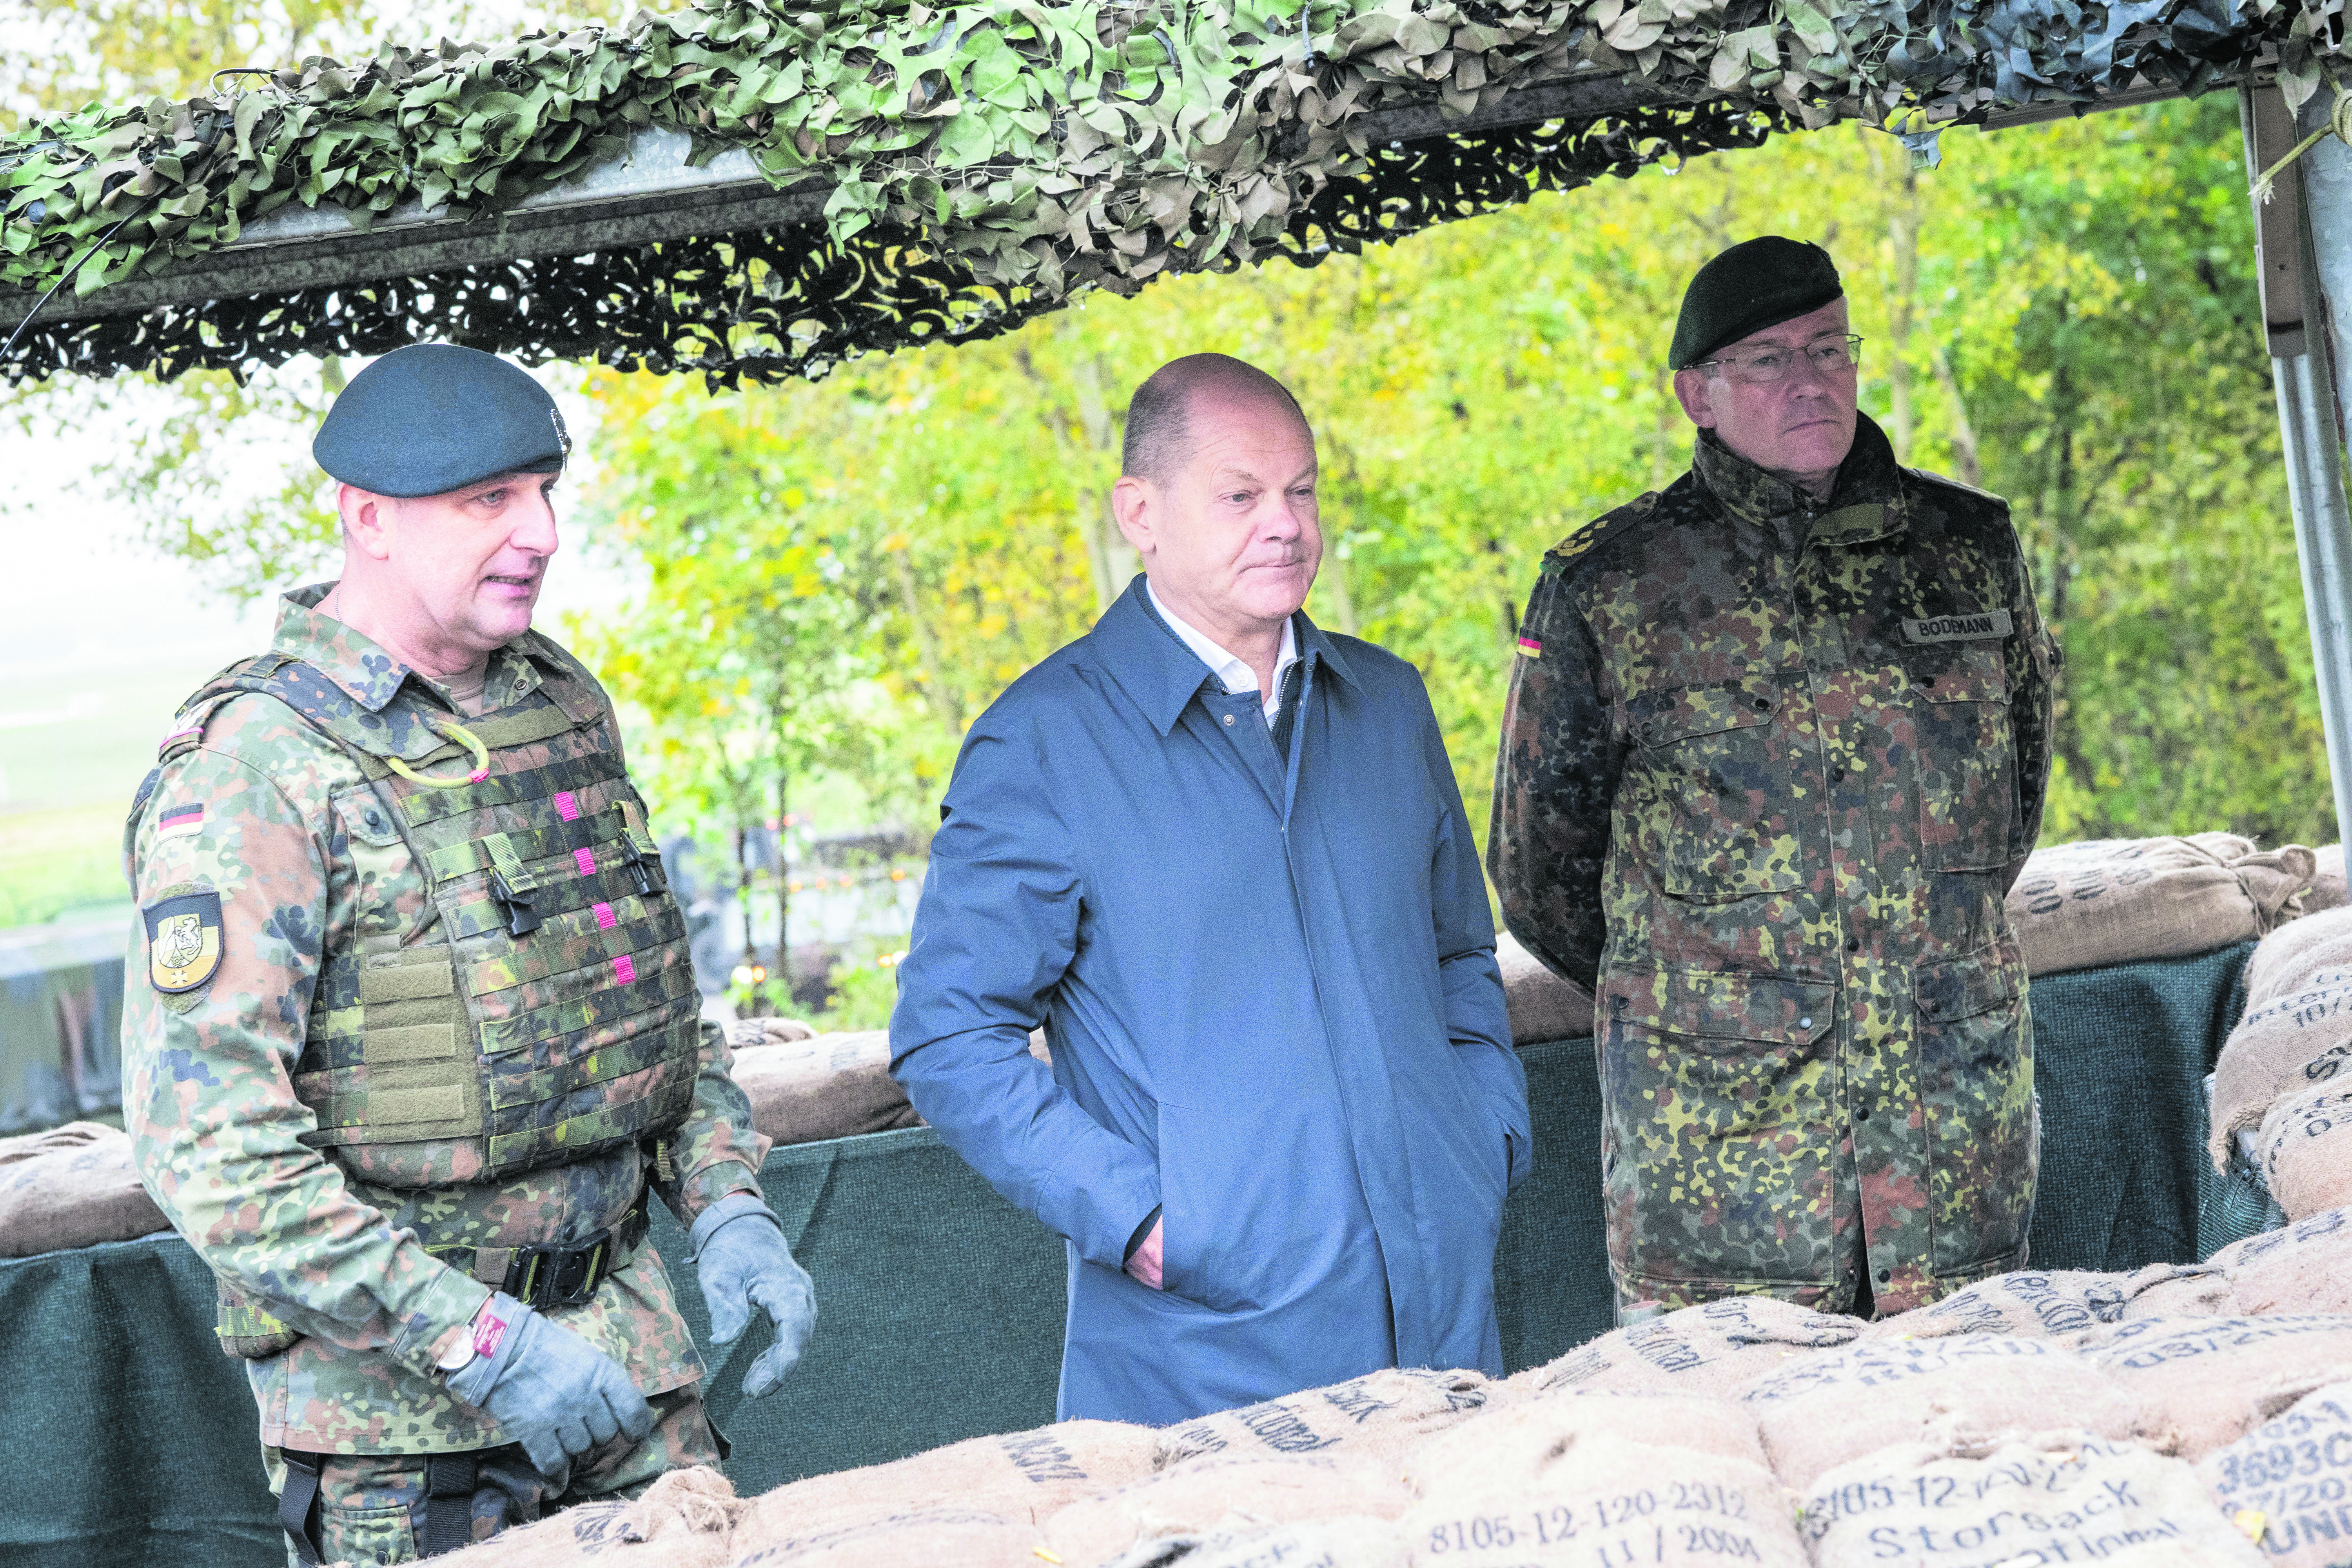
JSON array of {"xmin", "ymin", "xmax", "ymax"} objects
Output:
[
  {"xmin": 121, "ymin": 583, "xmax": 771, "ymax": 1457},
  {"xmin": 1490, "ymin": 412, "xmax": 2058, "ymax": 1318}
]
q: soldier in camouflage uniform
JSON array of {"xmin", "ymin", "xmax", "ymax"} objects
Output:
[
  {"xmin": 122, "ymin": 345, "xmax": 816, "ymax": 1563},
  {"xmin": 1489, "ymin": 238, "xmax": 2059, "ymax": 1323}
]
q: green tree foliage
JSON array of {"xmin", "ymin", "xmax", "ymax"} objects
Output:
[
  {"xmin": 581, "ymin": 93, "xmax": 2330, "ymax": 856},
  {"xmin": 571, "ymin": 388, "xmax": 907, "ymax": 971},
  {"xmin": 0, "ymin": 0, "xmax": 621, "ymax": 604}
]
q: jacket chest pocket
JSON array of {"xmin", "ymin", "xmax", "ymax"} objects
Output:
[
  {"xmin": 1626, "ymin": 676, "xmax": 1801, "ymax": 901},
  {"xmin": 1910, "ymin": 656, "xmax": 2019, "ymax": 873},
  {"xmin": 332, "ymin": 790, "xmax": 422, "ymax": 947}
]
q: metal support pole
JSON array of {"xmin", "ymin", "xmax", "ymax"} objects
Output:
[{"xmin": 2246, "ymin": 86, "xmax": 2352, "ymax": 844}]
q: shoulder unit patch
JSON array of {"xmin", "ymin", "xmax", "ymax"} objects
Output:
[{"xmin": 144, "ymin": 889, "xmax": 223, "ymax": 995}]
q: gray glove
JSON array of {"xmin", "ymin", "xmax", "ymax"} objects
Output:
[
  {"xmin": 691, "ymin": 1193, "xmax": 817, "ymax": 1398},
  {"xmin": 445, "ymin": 1292, "xmax": 655, "ymax": 1478}
]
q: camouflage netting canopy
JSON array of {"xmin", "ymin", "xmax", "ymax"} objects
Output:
[{"xmin": 0, "ymin": 0, "xmax": 2311, "ymax": 385}]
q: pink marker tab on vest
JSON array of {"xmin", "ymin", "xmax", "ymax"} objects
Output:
[
  {"xmin": 574, "ymin": 848, "xmax": 597, "ymax": 878},
  {"xmin": 592, "ymin": 902, "xmax": 616, "ymax": 931},
  {"xmin": 613, "ymin": 954, "xmax": 637, "ymax": 985},
  {"xmin": 553, "ymin": 791, "xmax": 580, "ymax": 822}
]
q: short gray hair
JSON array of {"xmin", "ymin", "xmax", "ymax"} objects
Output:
[{"xmin": 1122, "ymin": 354, "xmax": 1311, "ymax": 484}]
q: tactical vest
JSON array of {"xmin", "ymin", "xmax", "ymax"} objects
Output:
[{"xmin": 140, "ymin": 641, "xmax": 704, "ymax": 1192}]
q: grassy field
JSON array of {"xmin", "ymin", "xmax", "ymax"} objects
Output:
[
  {"xmin": 0, "ymin": 804, "xmax": 133, "ymax": 925},
  {"xmin": 0, "ymin": 661, "xmax": 229, "ymax": 928}
]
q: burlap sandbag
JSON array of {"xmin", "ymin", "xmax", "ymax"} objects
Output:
[
  {"xmin": 1867, "ymin": 1262, "xmax": 2231, "ymax": 1340},
  {"xmin": 2212, "ymin": 1206, "xmax": 2352, "ymax": 1316},
  {"xmin": 436, "ymin": 1467, "xmax": 742, "ymax": 1568},
  {"xmin": 1738, "ymin": 1336, "xmax": 2140, "ymax": 1490},
  {"xmin": 1155, "ymin": 1368, "xmax": 1489, "ymax": 1471},
  {"xmin": 727, "ymin": 1032, "xmax": 922, "ymax": 1149},
  {"xmin": 2005, "ymin": 833, "xmax": 2312, "ymax": 978},
  {"xmin": 2073, "ymin": 1314, "xmax": 2352, "ymax": 1459},
  {"xmin": 2257, "ymin": 1084, "xmax": 2352, "ymax": 1222},
  {"xmin": 1042, "ymin": 1455, "xmax": 1408, "ymax": 1568},
  {"xmin": 2198, "ymin": 1381, "xmax": 2352, "ymax": 1568},
  {"xmin": 1799, "ymin": 1434, "xmax": 2264, "ymax": 1568},
  {"xmin": 2208, "ymin": 970, "xmax": 2352, "ymax": 1165},
  {"xmin": 2125, "ymin": 1266, "xmax": 2244, "ymax": 1320},
  {"xmin": 1502, "ymin": 1295, "xmax": 1859, "ymax": 1401},
  {"xmin": 1405, "ymin": 1392, "xmax": 1768, "ymax": 1490},
  {"xmin": 1400, "ymin": 1431, "xmax": 1805, "ymax": 1568},
  {"xmin": 2305, "ymin": 843, "xmax": 2347, "ymax": 914},
  {"xmin": 1100, "ymin": 1516, "xmax": 1408, "ymax": 1568},
  {"xmin": 725, "ymin": 1505, "xmax": 1042, "ymax": 1568},
  {"xmin": 734, "ymin": 1421, "xmax": 1156, "ymax": 1538},
  {"xmin": 2244, "ymin": 904, "xmax": 2352, "ymax": 1004},
  {"xmin": 1495, "ymin": 933, "xmax": 1594, "ymax": 1044},
  {"xmin": 0, "ymin": 1121, "xmax": 170, "ymax": 1259}
]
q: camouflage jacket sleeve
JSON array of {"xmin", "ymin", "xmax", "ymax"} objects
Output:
[
  {"xmin": 648, "ymin": 1018, "xmax": 771, "ymax": 1223},
  {"xmin": 1487, "ymin": 565, "xmax": 1622, "ymax": 992},
  {"xmin": 2003, "ymin": 525, "xmax": 2063, "ymax": 895},
  {"xmin": 124, "ymin": 731, "xmax": 488, "ymax": 1378}
]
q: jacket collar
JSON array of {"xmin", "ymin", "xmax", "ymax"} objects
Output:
[
  {"xmin": 1095, "ymin": 575, "xmax": 1358, "ymax": 737},
  {"xmin": 275, "ymin": 581, "xmax": 548, "ymax": 713},
  {"xmin": 1690, "ymin": 412, "xmax": 1907, "ymax": 545}
]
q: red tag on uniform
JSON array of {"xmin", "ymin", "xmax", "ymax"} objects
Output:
[{"xmin": 472, "ymin": 1307, "xmax": 508, "ymax": 1361}]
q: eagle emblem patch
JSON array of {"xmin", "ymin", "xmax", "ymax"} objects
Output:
[{"xmin": 144, "ymin": 890, "xmax": 223, "ymax": 995}]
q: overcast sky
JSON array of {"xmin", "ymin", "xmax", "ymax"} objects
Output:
[
  {"xmin": 0, "ymin": 367, "xmax": 626, "ymax": 722},
  {"xmin": 0, "ymin": 367, "xmax": 629, "ymax": 828}
]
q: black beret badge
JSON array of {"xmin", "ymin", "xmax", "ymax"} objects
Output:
[{"xmin": 145, "ymin": 889, "xmax": 223, "ymax": 998}]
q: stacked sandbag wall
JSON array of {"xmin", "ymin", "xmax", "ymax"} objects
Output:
[
  {"xmin": 0, "ymin": 1121, "xmax": 168, "ymax": 1259},
  {"xmin": 2209, "ymin": 906, "xmax": 2352, "ymax": 1227},
  {"xmin": 0, "ymin": 833, "xmax": 2309, "ymax": 1261},
  {"xmin": 2002, "ymin": 832, "xmax": 2314, "ymax": 979},
  {"xmin": 431, "ymin": 1208, "xmax": 2352, "ymax": 1568}
]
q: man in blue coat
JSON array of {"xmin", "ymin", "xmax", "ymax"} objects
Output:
[{"xmin": 889, "ymin": 353, "xmax": 1530, "ymax": 1425}]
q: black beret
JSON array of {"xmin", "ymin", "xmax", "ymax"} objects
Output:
[
  {"xmin": 1670, "ymin": 236, "xmax": 1844, "ymax": 370},
  {"xmin": 313, "ymin": 343, "xmax": 568, "ymax": 498}
]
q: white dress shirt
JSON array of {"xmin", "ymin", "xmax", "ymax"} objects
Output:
[{"xmin": 1148, "ymin": 581, "xmax": 1300, "ymax": 720}]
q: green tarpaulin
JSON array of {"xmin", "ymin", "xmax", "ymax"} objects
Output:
[{"xmin": 0, "ymin": 944, "xmax": 2253, "ymax": 1568}]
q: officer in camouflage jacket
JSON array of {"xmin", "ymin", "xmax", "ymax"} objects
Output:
[
  {"xmin": 122, "ymin": 346, "xmax": 815, "ymax": 1563},
  {"xmin": 1490, "ymin": 238, "xmax": 2059, "ymax": 1322}
]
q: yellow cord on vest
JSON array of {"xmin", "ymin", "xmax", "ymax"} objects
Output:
[{"xmin": 386, "ymin": 719, "xmax": 492, "ymax": 788}]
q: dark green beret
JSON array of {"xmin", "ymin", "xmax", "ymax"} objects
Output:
[
  {"xmin": 313, "ymin": 343, "xmax": 568, "ymax": 498},
  {"xmin": 1670, "ymin": 236, "xmax": 1844, "ymax": 370}
]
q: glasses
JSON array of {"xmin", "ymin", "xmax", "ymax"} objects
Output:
[{"xmin": 1692, "ymin": 334, "xmax": 1864, "ymax": 385}]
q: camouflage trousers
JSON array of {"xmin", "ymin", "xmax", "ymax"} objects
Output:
[{"xmin": 265, "ymin": 1387, "xmax": 722, "ymax": 1565}]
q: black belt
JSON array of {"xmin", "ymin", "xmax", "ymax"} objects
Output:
[{"xmin": 426, "ymin": 1194, "xmax": 649, "ymax": 1310}]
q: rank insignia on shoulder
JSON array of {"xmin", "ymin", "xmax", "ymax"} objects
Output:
[
  {"xmin": 156, "ymin": 803, "xmax": 205, "ymax": 840},
  {"xmin": 1516, "ymin": 636, "xmax": 1543, "ymax": 659},
  {"xmin": 144, "ymin": 890, "xmax": 223, "ymax": 995}
]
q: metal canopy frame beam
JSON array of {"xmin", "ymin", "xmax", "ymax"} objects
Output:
[{"xmin": 2246, "ymin": 84, "xmax": 2352, "ymax": 843}]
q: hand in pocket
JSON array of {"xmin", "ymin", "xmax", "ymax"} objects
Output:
[{"xmin": 1124, "ymin": 1218, "xmax": 1165, "ymax": 1290}]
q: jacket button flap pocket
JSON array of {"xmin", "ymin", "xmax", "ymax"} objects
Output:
[
  {"xmin": 1911, "ymin": 650, "xmax": 2009, "ymax": 704},
  {"xmin": 333, "ymin": 792, "xmax": 403, "ymax": 848},
  {"xmin": 1626, "ymin": 676, "xmax": 1783, "ymax": 746},
  {"xmin": 1915, "ymin": 940, "xmax": 2024, "ymax": 1022},
  {"xmin": 1602, "ymin": 968, "xmax": 1836, "ymax": 1047}
]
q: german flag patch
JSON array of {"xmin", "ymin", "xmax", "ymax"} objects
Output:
[{"xmin": 156, "ymin": 803, "xmax": 205, "ymax": 840}]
